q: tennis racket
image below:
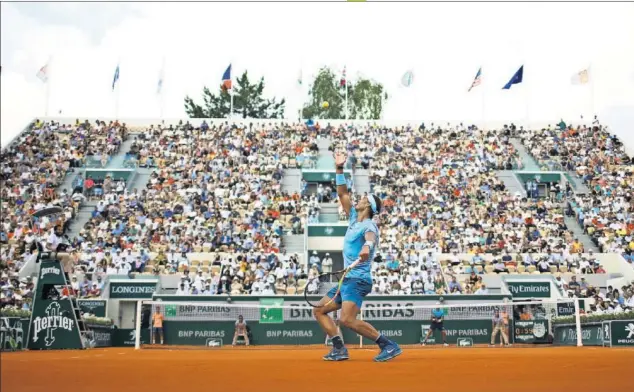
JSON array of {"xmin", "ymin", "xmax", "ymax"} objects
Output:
[{"xmin": 303, "ymin": 259, "xmax": 361, "ymax": 308}]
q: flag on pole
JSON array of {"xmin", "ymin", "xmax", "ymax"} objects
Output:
[
  {"xmin": 401, "ymin": 70, "xmax": 414, "ymax": 87},
  {"xmin": 36, "ymin": 63, "xmax": 49, "ymax": 83},
  {"xmin": 468, "ymin": 67, "xmax": 482, "ymax": 92},
  {"xmin": 340, "ymin": 66, "xmax": 347, "ymax": 88},
  {"xmin": 221, "ymin": 64, "xmax": 232, "ymax": 91},
  {"xmin": 571, "ymin": 68, "xmax": 590, "ymax": 85},
  {"xmin": 502, "ymin": 65, "xmax": 523, "ymax": 90},
  {"xmin": 157, "ymin": 61, "xmax": 165, "ymax": 95},
  {"xmin": 112, "ymin": 64, "xmax": 120, "ymax": 91}
]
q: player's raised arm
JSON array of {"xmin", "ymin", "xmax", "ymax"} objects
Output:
[{"xmin": 335, "ymin": 152, "xmax": 351, "ymax": 216}]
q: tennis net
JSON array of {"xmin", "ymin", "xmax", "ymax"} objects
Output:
[{"xmin": 135, "ymin": 298, "xmax": 584, "ymax": 349}]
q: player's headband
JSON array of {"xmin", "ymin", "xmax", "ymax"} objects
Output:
[{"xmin": 368, "ymin": 194, "xmax": 378, "ymax": 215}]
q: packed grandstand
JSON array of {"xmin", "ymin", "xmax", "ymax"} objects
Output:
[{"xmin": 1, "ymin": 118, "xmax": 633, "ymax": 316}]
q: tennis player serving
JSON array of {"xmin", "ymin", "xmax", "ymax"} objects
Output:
[{"xmin": 313, "ymin": 152, "xmax": 402, "ymax": 362}]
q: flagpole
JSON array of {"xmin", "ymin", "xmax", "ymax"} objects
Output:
[
  {"xmin": 480, "ymin": 82, "xmax": 487, "ymax": 131},
  {"xmin": 116, "ymin": 82, "xmax": 120, "ymax": 120},
  {"xmin": 589, "ymin": 63, "xmax": 595, "ymax": 120},
  {"xmin": 229, "ymin": 61, "xmax": 234, "ymax": 120},
  {"xmin": 522, "ymin": 64, "xmax": 529, "ymax": 130},
  {"xmin": 45, "ymin": 55, "xmax": 52, "ymax": 117},
  {"xmin": 519, "ymin": 42, "xmax": 529, "ymax": 130},
  {"xmin": 230, "ymin": 90, "xmax": 234, "ymax": 120},
  {"xmin": 298, "ymin": 64, "xmax": 303, "ymax": 123},
  {"xmin": 159, "ymin": 56, "xmax": 165, "ymax": 120},
  {"xmin": 345, "ymin": 77, "xmax": 349, "ymax": 121},
  {"xmin": 115, "ymin": 58, "xmax": 121, "ymax": 120}
]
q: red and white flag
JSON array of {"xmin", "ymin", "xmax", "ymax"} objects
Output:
[{"xmin": 36, "ymin": 63, "xmax": 49, "ymax": 83}]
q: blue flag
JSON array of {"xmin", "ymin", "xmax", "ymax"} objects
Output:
[
  {"xmin": 112, "ymin": 64, "xmax": 120, "ymax": 91},
  {"xmin": 502, "ymin": 65, "xmax": 523, "ymax": 90}
]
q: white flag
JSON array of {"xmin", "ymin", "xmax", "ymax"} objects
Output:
[
  {"xmin": 571, "ymin": 68, "xmax": 590, "ymax": 85},
  {"xmin": 401, "ymin": 70, "xmax": 414, "ymax": 87},
  {"xmin": 36, "ymin": 64, "xmax": 49, "ymax": 83}
]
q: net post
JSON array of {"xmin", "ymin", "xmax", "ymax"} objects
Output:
[
  {"xmin": 359, "ymin": 309, "xmax": 363, "ymax": 348},
  {"xmin": 574, "ymin": 298, "xmax": 582, "ymax": 347},
  {"xmin": 135, "ymin": 300, "xmax": 143, "ymax": 350}
]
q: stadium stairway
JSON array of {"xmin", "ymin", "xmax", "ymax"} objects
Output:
[
  {"xmin": 318, "ymin": 203, "xmax": 340, "ymax": 223},
  {"xmin": 496, "ymin": 170, "xmax": 527, "ymax": 197},
  {"xmin": 67, "ymin": 205, "xmax": 94, "ymax": 238},
  {"xmin": 352, "ymin": 169, "xmax": 371, "ymax": 194},
  {"xmin": 58, "ymin": 169, "xmax": 83, "ymax": 194},
  {"xmin": 563, "ymin": 214, "xmax": 599, "ymax": 252},
  {"xmin": 106, "ymin": 138, "xmax": 136, "ymax": 168},
  {"xmin": 509, "ymin": 138, "xmax": 541, "ymax": 171},
  {"xmin": 315, "ymin": 137, "xmax": 335, "ymax": 170},
  {"xmin": 566, "ymin": 171, "xmax": 591, "ymax": 195},
  {"xmin": 127, "ymin": 168, "xmax": 152, "ymax": 192},
  {"xmin": 283, "ymin": 234, "xmax": 305, "ymax": 255},
  {"xmin": 282, "ymin": 168, "xmax": 301, "ymax": 194}
]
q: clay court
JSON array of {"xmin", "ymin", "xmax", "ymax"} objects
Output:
[{"xmin": 2, "ymin": 346, "xmax": 633, "ymax": 392}]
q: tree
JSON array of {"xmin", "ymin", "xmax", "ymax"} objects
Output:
[
  {"xmin": 302, "ymin": 67, "xmax": 387, "ymax": 120},
  {"xmin": 184, "ymin": 71, "xmax": 285, "ymax": 119}
]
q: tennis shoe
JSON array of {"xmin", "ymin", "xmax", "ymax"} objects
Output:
[
  {"xmin": 374, "ymin": 342, "xmax": 402, "ymax": 362},
  {"xmin": 323, "ymin": 346, "xmax": 349, "ymax": 361}
]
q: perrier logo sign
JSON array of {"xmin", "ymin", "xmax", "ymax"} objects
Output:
[
  {"xmin": 32, "ymin": 302, "xmax": 75, "ymax": 347},
  {"xmin": 259, "ymin": 299, "xmax": 284, "ymax": 324},
  {"xmin": 41, "ymin": 266, "xmax": 61, "ymax": 277}
]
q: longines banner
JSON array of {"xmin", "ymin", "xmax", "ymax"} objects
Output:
[
  {"xmin": 77, "ymin": 300, "xmax": 108, "ymax": 317},
  {"xmin": 109, "ymin": 280, "xmax": 157, "ymax": 299}
]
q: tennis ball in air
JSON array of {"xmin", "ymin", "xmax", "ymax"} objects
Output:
[{"xmin": 322, "ymin": 101, "xmax": 329, "ymax": 109}]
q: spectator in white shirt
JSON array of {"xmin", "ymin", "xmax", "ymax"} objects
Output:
[
  {"xmin": 424, "ymin": 276, "xmax": 435, "ymax": 294},
  {"xmin": 322, "ymin": 253, "xmax": 333, "ymax": 274},
  {"xmin": 175, "ymin": 282, "xmax": 188, "ymax": 295},
  {"xmin": 475, "ymin": 284, "xmax": 489, "ymax": 294}
]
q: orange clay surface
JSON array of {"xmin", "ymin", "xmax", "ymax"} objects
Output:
[{"xmin": 2, "ymin": 346, "xmax": 634, "ymax": 392}]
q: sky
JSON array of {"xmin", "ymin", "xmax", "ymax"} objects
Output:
[{"xmin": 2, "ymin": 1, "xmax": 634, "ymax": 147}]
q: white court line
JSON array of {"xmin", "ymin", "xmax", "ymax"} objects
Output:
[{"xmin": 70, "ymin": 356, "xmax": 80, "ymax": 359}]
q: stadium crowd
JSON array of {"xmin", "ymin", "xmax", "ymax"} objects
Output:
[
  {"xmin": 326, "ymin": 123, "xmax": 595, "ymax": 294},
  {"xmin": 520, "ymin": 120, "xmax": 634, "ymax": 262},
  {"xmin": 0, "ymin": 119, "xmax": 127, "ymax": 310},
  {"xmin": 1, "ymin": 118, "xmax": 632, "ymax": 311}
]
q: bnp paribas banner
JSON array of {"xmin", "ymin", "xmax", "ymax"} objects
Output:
[
  {"xmin": 159, "ymin": 319, "xmax": 498, "ymax": 346},
  {"xmin": 158, "ymin": 298, "xmax": 508, "ymax": 323},
  {"xmin": 109, "ymin": 280, "xmax": 157, "ymax": 299}
]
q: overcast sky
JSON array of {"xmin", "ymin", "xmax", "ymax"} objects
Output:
[{"xmin": 2, "ymin": 1, "xmax": 633, "ymax": 146}]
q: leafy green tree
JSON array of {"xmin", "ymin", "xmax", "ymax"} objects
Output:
[
  {"xmin": 302, "ymin": 67, "xmax": 387, "ymax": 120},
  {"xmin": 348, "ymin": 79, "xmax": 387, "ymax": 120},
  {"xmin": 184, "ymin": 71, "xmax": 285, "ymax": 118}
]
